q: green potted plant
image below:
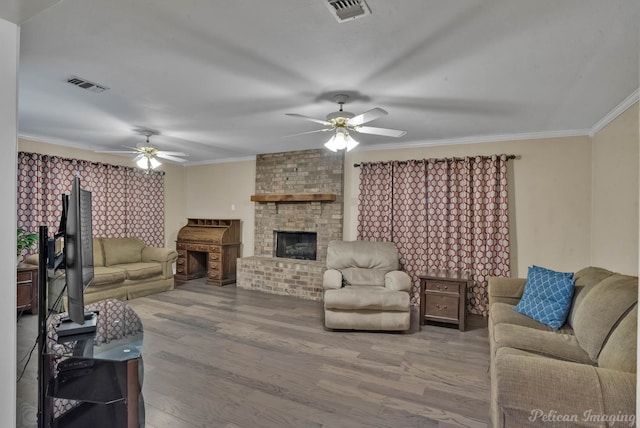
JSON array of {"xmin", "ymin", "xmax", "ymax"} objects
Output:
[{"xmin": 17, "ymin": 227, "xmax": 38, "ymax": 263}]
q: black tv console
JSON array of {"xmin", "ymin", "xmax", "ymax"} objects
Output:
[{"xmin": 41, "ymin": 299, "xmax": 144, "ymax": 428}]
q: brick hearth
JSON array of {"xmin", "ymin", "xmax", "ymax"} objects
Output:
[
  {"xmin": 236, "ymin": 257, "xmax": 325, "ymax": 300},
  {"xmin": 236, "ymin": 149, "xmax": 344, "ymax": 300}
]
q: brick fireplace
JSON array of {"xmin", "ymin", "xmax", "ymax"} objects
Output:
[{"xmin": 236, "ymin": 149, "xmax": 344, "ymax": 300}]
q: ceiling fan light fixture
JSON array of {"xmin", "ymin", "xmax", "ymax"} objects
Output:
[
  {"xmin": 324, "ymin": 135, "xmax": 339, "ymax": 152},
  {"xmin": 345, "ymin": 134, "xmax": 359, "ymax": 151},
  {"xmin": 136, "ymin": 155, "xmax": 161, "ymax": 170},
  {"xmin": 149, "ymin": 157, "xmax": 161, "ymax": 169},
  {"xmin": 325, "ymin": 129, "xmax": 358, "ymax": 152},
  {"xmin": 136, "ymin": 156, "xmax": 149, "ymax": 169},
  {"xmin": 287, "ymin": 93, "xmax": 404, "ymax": 152}
]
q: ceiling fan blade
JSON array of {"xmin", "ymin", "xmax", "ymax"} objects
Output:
[
  {"xmin": 348, "ymin": 108, "xmax": 388, "ymax": 126},
  {"xmin": 156, "ymin": 153, "xmax": 188, "ymax": 162},
  {"xmin": 285, "ymin": 128, "xmax": 333, "ymax": 138},
  {"xmin": 285, "ymin": 113, "xmax": 330, "ymax": 126},
  {"xmin": 96, "ymin": 150, "xmax": 139, "ymax": 154},
  {"xmin": 354, "ymin": 126, "xmax": 407, "ymax": 138},
  {"xmin": 157, "ymin": 151, "xmax": 187, "ymax": 156}
]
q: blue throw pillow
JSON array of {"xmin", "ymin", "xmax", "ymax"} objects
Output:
[{"xmin": 514, "ymin": 265, "xmax": 575, "ymax": 330}]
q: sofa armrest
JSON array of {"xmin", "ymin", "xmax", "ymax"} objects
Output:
[
  {"xmin": 494, "ymin": 351, "xmax": 636, "ymax": 426},
  {"xmin": 142, "ymin": 247, "xmax": 178, "ymax": 279},
  {"xmin": 488, "ymin": 277, "xmax": 526, "ymax": 307},
  {"xmin": 142, "ymin": 247, "xmax": 178, "ymax": 263},
  {"xmin": 24, "ymin": 254, "xmax": 39, "ymax": 266},
  {"xmin": 385, "ymin": 271, "xmax": 411, "ymax": 292},
  {"xmin": 323, "ymin": 269, "xmax": 343, "ymax": 290}
]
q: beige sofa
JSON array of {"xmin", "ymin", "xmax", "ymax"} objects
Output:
[
  {"xmin": 488, "ymin": 267, "xmax": 637, "ymax": 427},
  {"xmin": 322, "ymin": 240, "xmax": 412, "ymax": 331},
  {"xmin": 28, "ymin": 237, "xmax": 178, "ymax": 312}
]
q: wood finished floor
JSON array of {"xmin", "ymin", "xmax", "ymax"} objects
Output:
[{"xmin": 17, "ymin": 279, "xmax": 491, "ymax": 428}]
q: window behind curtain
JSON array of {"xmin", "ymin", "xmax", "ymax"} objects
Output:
[
  {"xmin": 357, "ymin": 155, "xmax": 510, "ymax": 315},
  {"xmin": 17, "ymin": 152, "xmax": 165, "ymax": 249}
]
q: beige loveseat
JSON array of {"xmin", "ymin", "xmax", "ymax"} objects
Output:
[
  {"xmin": 488, "ymin": 267, "xmax": 637, "ymax": 427},
  {"xmin": 322, "ymin": 240, "xmax": 412, "ymax": 331},
  {"xmin": 28, "ymin": 237, "xmax": 178, "ymax": 312}
]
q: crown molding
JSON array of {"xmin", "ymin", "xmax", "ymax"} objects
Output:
[
  {"xmin": 22, "ymin": 88, "xmax": 640, "ymax": 164},
  {"xmin": 589, "ymin": 88, "xmax": 639, "ymax": 137},
  {"xmin": 355, "ymin": 129, "xmax": 591, "ymax": 153},
  {"xmin": 186, "ymin": 155, "xmax": 257, "ymax": 166}
]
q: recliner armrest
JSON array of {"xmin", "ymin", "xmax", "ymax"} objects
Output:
[
  {"xmin": 323, "ymin": 269, "xmax": 343, "ymax": 290},
  {"xmin": 385, "ymin": 271, "xmax": 411, "ymax": 292}
]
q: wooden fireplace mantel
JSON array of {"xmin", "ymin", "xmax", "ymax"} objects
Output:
[{"xmin": 250, "ymin": 193, "xmax": 336, "ymax": 203}]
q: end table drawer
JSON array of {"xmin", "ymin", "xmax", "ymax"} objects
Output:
[
  {"xmin": 17, "ymin": 270, "xmax": 34, "ymax": 283},
  {"xmin": 425, "ymin": 295, "xmax": 459, "ymax": 320},
  {"xmin": 17, "ymin": 285, "xmax": 32, "ymax": 305},
  {"xmin": 419, "ymin": 270, "xmax": 470, "ymax": 331},
  {"xmin": 425, "ymin": 280, "xmax": 459, "ymax": 294}
]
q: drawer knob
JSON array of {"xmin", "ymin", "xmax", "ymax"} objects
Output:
[
  {"xmin": 437, "ymin": 284, "xmax": 448, "ymax": 290},
  {"xmin": 436, "ymin": 304, "xmax": 448, "ymax": 311}
]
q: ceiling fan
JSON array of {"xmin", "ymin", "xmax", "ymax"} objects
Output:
[
  {"xmin": 286, "ymin": 94, "xmax": 407, "ymax": 152},
  {"xmin": 97, "ymin": 130, "xmax": 188, "ymax": 170}
]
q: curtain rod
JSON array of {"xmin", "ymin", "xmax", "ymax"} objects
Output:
[
  {"xmin": 353, "ymin": 154, "xmax": 517, "ymax": 168},
  {"xmin": 18, "ymin": 151, "xmax": 166, "ymax": 176}
]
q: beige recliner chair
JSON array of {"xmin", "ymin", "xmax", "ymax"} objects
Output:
[{"xmin": 323, "ymin": 240, "xmax": 412, "ymax": 331}]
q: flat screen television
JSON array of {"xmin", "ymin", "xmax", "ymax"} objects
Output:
[{"xmin": 56, "ymin": 177, "xmax": 96, "ymax": 338}]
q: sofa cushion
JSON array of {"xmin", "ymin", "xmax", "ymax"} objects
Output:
[
  {"xmin": 514, "ymin": 265, "xmax": 575, "ymax": 330},
  {"xmin": 116, "ymin": 262, "xmax": 163, "ymax": 280},
  {"xmin": 324, "ymin": 286, "xmax": 409, "ymax": 311},
  {"xmin": 492, "ymin": 323, "xmax": 593, "ymax": 364},
  {"xmin": 326, "ymin": 240, "xmax": 399, "ymax": 272},
  {"xmin": 102, "ymin": 237, "xmax": 145, "ymax": 266},
  {"xmin": 567, "ymin": 266, "xmax": 615, "ymax": 327},
  {"xmin": 90, "ymin": 266, "xmax": 127, "ymax": 286},
  {"xmin": 490, "ymin": 302, "xmax": 573, "ymax": 333},
  {"xmin": 572, "ymin": 274, "xmax": 638, "ymax": 362},
  {"xmin": 93, "ymin": 238, "xmax": 105, "ymax": 267},
  {"xmin": 597, "ymin": 306, "xmax": 637, "ymax": 373},
  {"xmin": 341, "ymin": 267, "xmax": 387, "ymax": 286}
]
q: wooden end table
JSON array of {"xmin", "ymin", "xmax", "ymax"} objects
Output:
[
  {"xmin": 419, "ymin": 270, "xmax": 472, "ymax": 331},
  {"xmin": 17, "ymin": 262, "xmax": 39, "ymax": 315}
]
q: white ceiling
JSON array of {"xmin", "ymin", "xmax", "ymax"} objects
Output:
[{"xmin": 5, "ymin": 0, "xmax": 639, "ymax": 165}]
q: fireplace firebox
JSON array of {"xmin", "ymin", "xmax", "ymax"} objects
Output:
[{"xmin": 274, "ymin": 231, "xmax": 317, "ymax": 260}]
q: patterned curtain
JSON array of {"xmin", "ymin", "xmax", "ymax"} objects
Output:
[
  {"xmin": 17, "ymin": 152, "xmax": 165, "ymax": 250},
  {"xmin": 356, "ymin": 155, "xmax": 511, "ymax": 315},
  {"xmin": 125, "ymin": 168, "xmax": 165, "ymax": 246},
  {"xmin": 357, "ymin": 162, "xmax": 393, "ymax": 241},
  {"xmin": 426, "ymin": 155, "xmax": 510, "ymax": 315},
  {"xmin": 391, "ymin": 161, "xmax": 427, "ymax": 306}
]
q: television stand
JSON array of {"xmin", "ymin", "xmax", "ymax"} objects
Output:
[
  {"xmin": 43, "ymin": 299, "xmax": 144, "ymax": 427},
  {"xmin": 55, "ymin": 311, "xmax": 98, "ymax": 338}
]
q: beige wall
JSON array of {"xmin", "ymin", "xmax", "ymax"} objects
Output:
[
  {"xmin": 18, "ymin": 103, "xmax": 639, "ymax": 279},
  {"xmin": 184, "ymin": 160, "xmax": 256, "ymax": 257},
  {"xmin": 2, "ymin": 17, "xmax": 19, "ymax": 428},
  {"xmin": 591, "ymin": 102, "xmax": 639, "ymax": 275},
  {"xmin": 189, "ymin": 135, "xmax": 595, "ymax": 278},
  {"xmin": 344, "ymin": 136, "xmax": 594, "ymax": 277},
  {"xmin": 18, "ymin": 138, "xmax": 187, "ymax": 247}
]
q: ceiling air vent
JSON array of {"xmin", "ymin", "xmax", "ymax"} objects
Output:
[
  {"xmin": 326, "ymin": 0, "xmax": 371, "ymax": 22},
  {"xmin": 66, "ymin": 76, "xmax": 109, "ymax": 93}
]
